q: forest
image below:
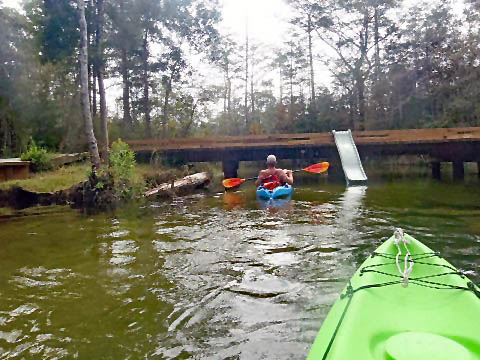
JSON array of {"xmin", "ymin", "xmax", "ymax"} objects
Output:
[{"xmin": 1, "ymin": 0, "xmax": 480, "ymax": 157}]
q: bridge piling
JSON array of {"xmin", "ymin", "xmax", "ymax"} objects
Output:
[
  {"xmin": 431, "ymin": 162, "xmax": 441, "ymax": 180},
  {"xmin": 222, "ymin": 160, "xmax": 239, "ymax": 179},
  {"xmin": 452, "ymin": 161, "xmax": 465, "ymax": 180}
]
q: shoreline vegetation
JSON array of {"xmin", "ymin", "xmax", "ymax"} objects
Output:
[
  {"xmin": 0, "ymin": 155, "xmax": 478, "ymax": 216},
  {"xmin": 0, "ymin": 160, "xmax": 217, "ymax": 211}
]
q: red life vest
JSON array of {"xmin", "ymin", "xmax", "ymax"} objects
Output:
[{"xmin": 262, "ymin": 174, "xmax": 280, "ymax": 190}]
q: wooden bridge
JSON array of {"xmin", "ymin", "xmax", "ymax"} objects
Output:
[{"xmin": 127, "ymin": 127, "xmax": 480, "ymax": 179}]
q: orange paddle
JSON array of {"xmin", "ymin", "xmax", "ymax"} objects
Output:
[{"xmin": 222, "ymin": 162, "xmax": 330, "ymax": 189}]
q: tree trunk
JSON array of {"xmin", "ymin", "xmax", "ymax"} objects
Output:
[
  {"xmin": 182, "ymin": 101, "xmax": 197, "ymax": 137},
  {"xmin": 356, "ymin": 9, "xmax": 369, "ymax": 131},
  {"xmin": 142, "ymin": 31, "xmax": 151, "ymax": 137},
  {"xmin": 88, "ymin": 64, "xmax": 93, "ymax": 114},
  {"xmin": 250, "ymin": 48, "xmax": 255, "ymax": 117},
  {"xmin": 87, "ymin": 0, "xmax": 94, "ymax": 114},
  {"xmin": 92, "ymin": 69, "xmax": 97, "ymax": 118},
  {"xmin": 356, "ymin": 71, "xmax": 366, "ymax": 131},
  {"xmin": 145, "ymin": 172, "xmax": 210, "ymax": 198},
  {"xmin": 308, "ymin": 14, "xmax": 315, "ymax": 104},
  {"xmin": 244, "ymin": 25, "xmax": 249, "ymax": 129},
  {"xmin": 96, "ymin": 0, "xmax": 108, "ymax": 163},
  {"xmin": 227, "ymin": 78, "xmax": 232, "ymax": 116},
  {"xmin": 98, "ymin": 72, "xmax": 108, "ymax": 162},
  {"xmin": 77, "ymin": 0, "xmax": 101, "ymax": 169},
  {"xmin": 121, "ymin": 47, "xmax": 132, "ymax": 127},
  {"xmin": 348, "ymin": 88, "xmax": 355, "ymax": 129},
  {"xmin": 289, "ymin": 63, "xmax": 294, "ymax": 105},
  {"xmin": 372, "ymin": 3, "xmax": 381, "ymax": 126},
  {"xmin": 1, "ymin": 117, "xmax": 10, "ymax": 157},
  {"xmin": 279, "ymin": 61, "xmax": 283, "ymax": 103},
  {"xmin": 227, "ymin": 75, "xmax": 232, "ymax": 118},
  {"xmin": 162, "ymin": 79, "xmax": 172, "ymax": 138},
  {"xmin": 374, "ymin": 5, "xmax": 380, "ymax": 81},
  {"xmin": 223, "ymin": 72, "xmax": 227, "ymax": 113}
]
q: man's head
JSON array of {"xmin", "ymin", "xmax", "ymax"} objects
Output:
[{"xmin": 266, "ymin": 154, "xmax": 277, "ymax": 168}]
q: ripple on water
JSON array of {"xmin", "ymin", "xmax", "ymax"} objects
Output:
[
  {"xmin": 109, "ymin": 240, "xmax": 138, "ymax": 266},
  {"xmin": 10, "ymin": 267, "xmax": 75, "ymax": 291},
  {"xmin": 0, "ymin": 179, "xmax": 479, "ymax": 359},
  {"xmin": 226, "ymin": 269, "xmax": 300, "ymax": 299},
  {"xmin": 102, "ymin": 229, "xmax": 130, "ymax": 238},
  {"xmin": 0, "ymin": 329, "xmax": 22, "ymax": 343}
]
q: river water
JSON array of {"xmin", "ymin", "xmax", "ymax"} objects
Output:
[{"xmin": 0, "ymin": 173, "xmax": 479, "ymax": 359}]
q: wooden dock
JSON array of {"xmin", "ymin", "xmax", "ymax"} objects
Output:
[
  {"xmin": 0, "ymin": 159, "xmax": 31, "ymax": 182},
  {"xmin": 0, "ymin": 153, "xmax": 87, "ymax": 182},
  {"xmin": 127, "ymin": 127, "xmax": 480, "ymax": 179}
]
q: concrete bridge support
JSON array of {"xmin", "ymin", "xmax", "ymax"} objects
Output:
[
  {"xmin": 452, "ymin": 161, "xmax": 465, "ymax": 180},
  {"xmin": 222, "ymin": 160, "xmax": 239, "ymax": 179},
  {"xmin": 432, "ymin": 162, "xmax": 441, "ymax": 180}
]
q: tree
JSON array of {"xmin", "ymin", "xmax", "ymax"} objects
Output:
[
  {"xmin": 95, "ymin": 0, "xmax": 108, "ymax": 162},
  {"xmin": 77, "ymin": 0, "xmax": 100, "ymax": 168},
  {"xmin": 107, "ymin": 0, "xmax": 220, "ymax": 138},
  {"xmin": 108, "ymin": 0, "xmax": 138, "ymax": 128},
  {"xmin": 288, "ymin": 1, "xmax": 331, "ymax": 104},
  {"xmin": 292, "ymin": 0, "xmax": 398, "ymax": 130},
  {"xmin": 216, "ymin": 36, "xmax": 240, "ymax": 118}
]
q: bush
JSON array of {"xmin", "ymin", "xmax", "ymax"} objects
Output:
[
  {"xmin": 110, "ymin": 139, "xmax": 136, "ymax": 180},
  {"xmin": 108, "ymin": 140, "xmax": 144, "ymax": 199},
  {"xmin": 20, "ymin": 144, "xmax": 53, "ymax": 172}
]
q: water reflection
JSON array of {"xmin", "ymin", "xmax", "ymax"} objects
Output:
[
  {"xmin": 257, "ymin": 194, "xmax": 293, "ymax": 211},
  {"xmin": 335, "ymin": 186, "xmax": 367, "ymax": 227},
  {"xmin": 223, "ymin": 191, "xmax": 246, "ymax": 210}
]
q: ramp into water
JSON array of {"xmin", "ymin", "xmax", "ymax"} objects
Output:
[{"xmin": 333, "ymin": 130, "xmax": 367, "ymax": 183}]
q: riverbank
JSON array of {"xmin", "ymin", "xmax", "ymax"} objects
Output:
[
  {"xmin": 0, "ymin": 162, "xmax": 220, "ymax": 210},
  {"xmin": 0, "ymin": 163, "xmax": 91, "ymax": 193}
]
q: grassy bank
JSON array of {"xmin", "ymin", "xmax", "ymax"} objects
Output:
[
  {"xmin": 0, "ymin": 162, "xmax": 223, "ymax": 194},
  {"xmin": 0, "ymin": 163, "xmax": 91, "ymax": 193}
]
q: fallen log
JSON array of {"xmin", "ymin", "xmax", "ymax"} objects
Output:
[
  {"xmin": 50, "ymin": 152, "xmax": 88, "ymax": 168},
  {"xmin": 144, "ymin": 172, "xmax": 210, "ymax": 198}
]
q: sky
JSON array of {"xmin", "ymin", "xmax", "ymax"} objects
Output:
[
  {"xmin": 1, "ymin": 0, "xmax": 294, "ymax": 43},
  {"xmin": 0, "ymin": 0, "xmax": 297, "ymax": 111},
  {"xmin": 220, "ymin": 0, "xmax": 291, "ymax": 45},
  {"xmin": 2, "ymin": 0, "xmax": 467, "ymax": 60},
  {"xmin": 1, "ymin": 0, "xmax": 467, "ymax": 111}
]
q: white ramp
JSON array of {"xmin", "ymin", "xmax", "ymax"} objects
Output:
[{"xmin": 332, "ymin": 130, "xmax": 367, "ymax": 183}]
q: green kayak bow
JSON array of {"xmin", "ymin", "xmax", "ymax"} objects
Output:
[{"xmin": 308, "ymin": 230, "xmax": 480, "ymax": 360}]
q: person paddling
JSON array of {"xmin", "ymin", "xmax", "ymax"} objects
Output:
[{"xmin": 255, "ymin": 155, "xmax": 293, "ymax": 189}]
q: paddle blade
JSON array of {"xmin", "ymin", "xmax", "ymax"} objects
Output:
[
  {"xmin": 223, "ymin": 178, "xmax": 246, "ymax": 189},
  {"xmin": 303, "ymin": 162, "xmax": 330, "ymax": 174}
]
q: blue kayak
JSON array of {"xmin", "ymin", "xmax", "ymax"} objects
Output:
[{"xmin": 256, "ymin": 184, "xmax": 293, "ymax": 200}]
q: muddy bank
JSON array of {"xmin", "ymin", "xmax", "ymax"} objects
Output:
[
  {"xmin": 0, "ymin": 183, "xmax": 93, "ymax": 210},
  {"xmin": 0, "ymin": 172, "xmax": 210, "ymax": 210}
]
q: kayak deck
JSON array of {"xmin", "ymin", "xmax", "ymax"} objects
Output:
[
  {"xmin": 308, "ymin": 232, "xmax": 480, "ymax": 359},
  {"xmin": 256, "ymin": 184, "xmax": 293, "ymax": 200}
]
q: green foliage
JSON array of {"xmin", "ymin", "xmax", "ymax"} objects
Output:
[
  {"xmin": 110, "ymin": 139, "xmax": 135, "ymax": 179},
  {"xmin": 3, "ymin": 0, "xmax": 480, "ymax": 164},
  {"xmin": 108, "ymin": 140, "xmax": 144, "ymax": 200},
  {"xmin": 20, "ymin": 144, "xmax": 53, "ymax": 172},
  {"xmin": 30, "ymin": 0, "xmax": 79, "ymax": 64}
]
